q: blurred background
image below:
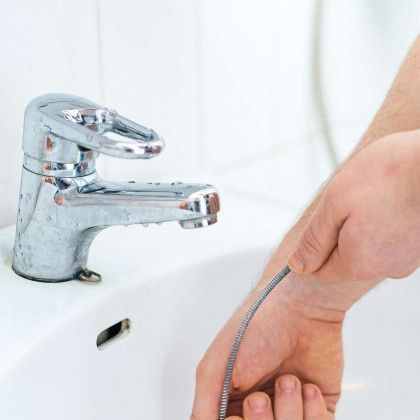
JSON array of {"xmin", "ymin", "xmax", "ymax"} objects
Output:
[{"xmin": 0, "ymin": 0, "xmax": 419, "ymax": 229}]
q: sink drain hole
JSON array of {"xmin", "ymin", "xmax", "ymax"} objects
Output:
[{"xmin": 97, "ymin": 318, "xmax": 130, "ymax": 350}]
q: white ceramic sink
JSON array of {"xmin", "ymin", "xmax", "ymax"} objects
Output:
[{"xmin": 0, "ymin": 188, "xmax": 419, "ymax": 419}]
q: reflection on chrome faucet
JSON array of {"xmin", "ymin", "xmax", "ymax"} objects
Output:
[{"xmin": 13, "ymin": 94, "xmax": 220, "ymax": 282}]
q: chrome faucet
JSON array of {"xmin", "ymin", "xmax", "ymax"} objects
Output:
[{"xmin": 13, "ymin": 94, "xmax": 220, "ymax": 282}]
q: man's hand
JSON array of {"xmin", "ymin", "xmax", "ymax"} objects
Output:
[
  {"xmin": 192, "ymin": 37, "xmax": 420, "ymax": 419},
  {"xmin": 289, "ymin": 130, "xmax": 420, "ymax": 283},
  {"xmin": 191, "ymin": 268, "xmax": 345, "ymax": 419}
]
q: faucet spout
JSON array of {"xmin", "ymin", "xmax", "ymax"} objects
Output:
[
  {"xmin": 59, "ymin": 176, "xmax": 220, "ymax": 229},
  {"xmin": 13, "ymin": 170, "xmax": 220, "ymax": 282}
]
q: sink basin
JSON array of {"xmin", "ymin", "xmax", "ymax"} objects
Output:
[{"xmin": 0, "ymin": 188, "xmax": 419, "ymax": 419}]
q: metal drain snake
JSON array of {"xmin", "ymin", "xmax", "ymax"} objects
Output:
[{"xmin": 218, "ymin": 265, "xmax": 291, "ymax": 420}]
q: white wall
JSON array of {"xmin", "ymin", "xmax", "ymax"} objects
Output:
[{"xmin": 0, "ymin": 0, "xmax": 419, "ymax": 228}]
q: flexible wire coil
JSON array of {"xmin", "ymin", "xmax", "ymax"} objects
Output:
[{"xmin": 218, "ymin": 265, "xmax": 291, "ymax": 419}]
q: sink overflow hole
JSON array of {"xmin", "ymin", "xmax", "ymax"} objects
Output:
[{"xmin": 97, "ymin": 318, "xmax": 130, "ymax": 350}]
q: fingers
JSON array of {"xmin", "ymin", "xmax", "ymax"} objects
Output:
[
  {"xmin": 288, "ymin": 190, "xmax": 347, "ymax": 276},
  {"xmin": 274, "ymin": 375, "xmax": 303, "ymax": 419},
  {"xmin": 302, "ymin": 384, "xmax": 332, "ymax": 420},
  {"xmin": 242, "ymin": 392, "xmax": 274, "ymax": 420},
  {"xmin": 239, "ymin": 377, "xmax": 332, "ymax": 420}
]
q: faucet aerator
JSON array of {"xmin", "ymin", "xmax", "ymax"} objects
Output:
[{"xmin": 179, "ymin": 215, "xmax": 218, "ymax": 229}]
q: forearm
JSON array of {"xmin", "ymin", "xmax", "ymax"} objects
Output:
[
  {"xmin": 259, "ymin": 35, "xmax": 420, "ymax": 312},
  {"xmin": 358, "ymin": 35, "xmax": 420, "ymax": 150},
  {"xmin": 292, "ymin": 36, "xmax": 420, "ymax": 238}
]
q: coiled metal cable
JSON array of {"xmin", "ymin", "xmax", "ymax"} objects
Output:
[{"xmin": 218, "ymin": 265, "xmax": 291, "ymax": 419}]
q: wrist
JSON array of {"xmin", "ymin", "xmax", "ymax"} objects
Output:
[{"xmin": 258, "ymin": 226, "xmax": 381, "ymax": 321}]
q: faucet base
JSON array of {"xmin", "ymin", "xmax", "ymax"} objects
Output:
[
  {"xmin": 12, "ymin": 265, "xmax": 103, "ymax": 283},
  {"xmin": 11, "ymin": 266, "xmax": 75, "ymax": 283}
]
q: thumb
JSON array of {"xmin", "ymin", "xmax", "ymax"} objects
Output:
[{"xmin": 288, "ymin": 192, "xmax": 347, "ymax": 275}]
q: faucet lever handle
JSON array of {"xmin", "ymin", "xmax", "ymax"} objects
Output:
[{"xmin": 26, "ymin": 94, "xmax": 164, "ymax": 159}]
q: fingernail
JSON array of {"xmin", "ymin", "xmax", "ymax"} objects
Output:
[
  {"xmin": 278, "ymin": 376, "xmax": 296, "ymax": 394},
  {"xmin": 303, "ymin": 386, "xmax": 316, "ymax": 400},
  {"xmin": 248, "ymin": 395, "xmax": 268, "ymax": 412},
  {"xmin": 288, "ymin": 252, "xmax": 305, "ymax": 274}
]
